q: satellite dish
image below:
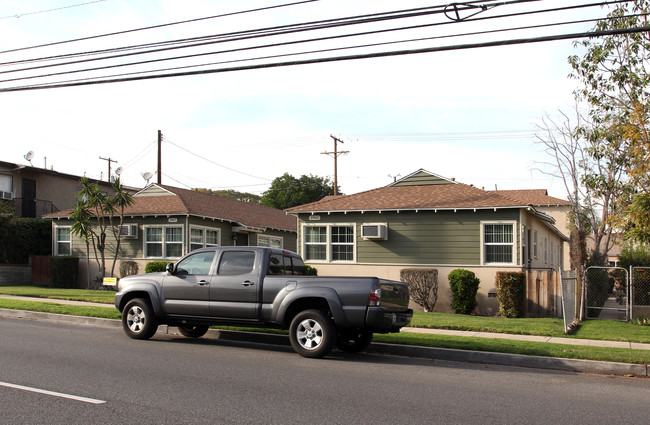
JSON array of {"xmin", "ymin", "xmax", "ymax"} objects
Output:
[
  {"xmin": 24, "ymin": 151, "xmax": 34, "ymax": 165},
  {"xmin": 141, "ymin": 171, "xmax": 153, "ymax": 185},
  {"xmin": 115, "ymin": 166, "xmax": 123, "ymax": 176}
]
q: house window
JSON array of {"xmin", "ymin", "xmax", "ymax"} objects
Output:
[
  {"xmin": 331, "ymin": 226, "xmax": 354, "ymax": 261},
  {"xmin": 190, "ymin": 227, "xmax": 220, "ymax": 251},
  {"xmin": 258, "ymin": 235, "xmax": 283, "ymax": 249},
  {"xmin": 303, "ymin": 224, "xmax": 355, "ymax": 262},
  {"xmin": 533, "ymin": 230, "xmax": 538, "ymax": 259},
  {"xmin": 482, "ymin": 222, "xmax": 515, "ymax": 264},
  {"xmin": 145, "ymin": 226, "xmax": 183, "ymax": 258},
  {"xmin": 55, "ymin": 227, "xmax": 71, "ymax": 256}
]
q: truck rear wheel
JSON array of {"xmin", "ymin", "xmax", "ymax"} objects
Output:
[
  {"xmin": 122, "ymin": 298, "xmax": 158, "ymax": 340},
  {"xmin": 336, "ymin": 329, "xmax": 373, "ymax": 353},
  {"xmin": 289, "ymin": 309, "xmax": 335, "ymax": 358}
]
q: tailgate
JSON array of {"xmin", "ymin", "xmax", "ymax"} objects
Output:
[{"xmin": 377, "ymin": 279, "xmax": 409, "ymax": 311}]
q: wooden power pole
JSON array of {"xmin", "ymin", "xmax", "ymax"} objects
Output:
[
  {"xmin": 321, "ymin": 135, "xmax": 348, "ymax": 195},
  {"xmin": 157, "ymin": 130, "xmax": 162, "ymax": 185}
]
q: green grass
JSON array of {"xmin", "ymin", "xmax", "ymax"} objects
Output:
[
  {"xmin": 0, "ymin": 285, "xmax": 116, "ymax": 304},
  {"xmin": 2, "ymin": 285, "xmax": 650, "ymax": 364}
]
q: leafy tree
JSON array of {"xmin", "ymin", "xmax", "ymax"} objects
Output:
[
  {"xmin": 193, "ymin": 188, "xmax": 261, "ymax": 204},
  {"xmin": 260, "ymin": 173, "xmax": 339, "ymax": 210},
  {"xmin": 71, "ymin": 177, "xmax": 134, "ymax": 286},
  {"xmin": 568, "ymin": 0, "xmax": 650, "ymax": 242}
]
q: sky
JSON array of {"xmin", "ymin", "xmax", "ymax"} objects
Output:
[{"xmin": 0, "ymin": 0, "xmax": 612, "ymax": 199}]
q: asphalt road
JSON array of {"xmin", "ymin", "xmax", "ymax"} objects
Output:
[{"xmin": 1, "ymin": 318, "xmax": 649, "ymax": 425}]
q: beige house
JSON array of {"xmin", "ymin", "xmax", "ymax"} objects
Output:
[{"xmin": 287, "ymin": 170, "xmax": 570, "ymax": 317}]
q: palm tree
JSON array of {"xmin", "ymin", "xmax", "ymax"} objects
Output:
[
  {"xmin": 69, "ymin": 200, "xmax": 94, "ymax": 289},
  {"xmin": 109, "ymin": 177, "xmax": 135, "ymax": 277}
]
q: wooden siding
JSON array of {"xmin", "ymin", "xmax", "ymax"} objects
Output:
[
  {"xmin": 298, "ymin": 209, "xmax": 520, "ymax": 266},
  {"xmin": 391, "ymin": 170, "xmax": 453, "ymax": 187}
]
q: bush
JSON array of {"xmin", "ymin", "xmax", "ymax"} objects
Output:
[
  {"xmin": 400, "ymin": 268, "xmax": 438, "ymax": 312},
  {"xmin": 495, "ymin": 272, "xmax": 526, "ymax": 318},
  {"xmin": 49, "ymin": 256, "xmax": 79, "ymax": 288},
  {"xmin": 145, "ymin": 261, "xmax": 173, "ymax": 273},
  {"xmin": 305, "ymin": 265, "xmax": 318, "ymax": 276},
  {"xmin": 448, "ymin": 269, "xmax": 480, "ymax": 315},
  {"xmin": 0, "ymin": 217, "xmax": 51, "ymax": 264},
  {"xmin": 120, "ymin": 261, "xmax": 139, "ymax": 278}
]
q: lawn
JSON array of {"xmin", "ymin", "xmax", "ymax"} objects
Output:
[{"xmin": 2, "ymin": 285, "xmax": 650, "ymax": 364}]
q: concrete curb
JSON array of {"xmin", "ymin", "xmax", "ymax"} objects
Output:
[{"xmin": 1, "ymin": 308, "xmax": 647, "ymax": 377}]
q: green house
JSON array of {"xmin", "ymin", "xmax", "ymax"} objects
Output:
[
  {"xmin": 46, "ymin": 184, "xmax": 297, "ymax": 285},
  {"xmin": 287, "ymin": 170, "xmax": 569, "ymax": 316}
]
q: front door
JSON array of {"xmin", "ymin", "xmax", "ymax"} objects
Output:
[
  {"xmin": 210, "ymin": 250, "xmax": 260, "ymax": 320},
  {"xmin": 162, "ymin": 251, "xmax": 216, "ymax": 317}
]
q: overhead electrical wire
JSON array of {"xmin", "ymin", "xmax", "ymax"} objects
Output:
[{"xmin": 0, "ymin": 0, "xmax": 640, "ymax": 93}]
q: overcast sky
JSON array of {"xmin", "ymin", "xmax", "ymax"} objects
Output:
[{"xmin": 0, "ymin": 0, "xmax": 610, "ymax": 198}]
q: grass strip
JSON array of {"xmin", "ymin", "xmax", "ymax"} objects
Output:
[
  {"xmin": 0, "ymin": 286, "xmax": 115, "ymax": 304},
  {"xmin": 0, "ymin": 299, "xmax": 121, "ymax": 320}
]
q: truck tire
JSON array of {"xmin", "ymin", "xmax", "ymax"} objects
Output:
[
  {"xmin": 122, "ymin": 298, "xmax": 158, "ymax": 340},
  {"xmin": 336, "ymin": 329, "xmax": 373, "ymax": 353},
  {"xmin": 289, "ymin": 309, "xmax": 336, "ymax": 358},
  {"xmin": 177, "ymin": 325, "xmax": 209, "ymax": 338}
]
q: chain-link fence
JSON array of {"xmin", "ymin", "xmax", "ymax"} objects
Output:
[
  {"xmin": 631, "ymin": 267, "xmax": 650, "ymax": 320},
  {"xmin": 585, "ymin": 266, "xmax": 628, "ymax": 321}
]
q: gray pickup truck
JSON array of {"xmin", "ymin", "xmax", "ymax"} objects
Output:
[{"xmin": 115, "ymin": 247, "xmax": 412, "ymax": 358}]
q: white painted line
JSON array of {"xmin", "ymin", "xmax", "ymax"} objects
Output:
[{"xmin": 0, "ymin": 381, "xmax": 106, "ymax": 405}]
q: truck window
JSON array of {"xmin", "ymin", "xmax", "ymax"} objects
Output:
[
  {"xmin": 290, "ymin": 256, "xmax": 308, "ymax": 275},
  {"xmin": 268, "ymin": 254, "xmax": 283, "ymax": 275},
  {"xmin": 175, "ymin": 251, "xmax": 215, "ymax": 275},
  {"xmin": 218, "ymin": 251, "xmax": 255, "ymax": 276}
]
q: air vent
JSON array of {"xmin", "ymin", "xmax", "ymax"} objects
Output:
[
  {"xmin": 361, "ymin": 224, "xmax": 388, "ymax": 240},
  {"xmin": 118, "ymin": 224, "xmax": 138, "ymax": 238}
]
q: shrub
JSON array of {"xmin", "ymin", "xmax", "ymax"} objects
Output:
[
  {"xmin": 400, "ymin": 268, "xmax": 438, "ymax": 312},
  {"xmin": 49, "ymin": 256, "xmax": 79, "ymax": 288},
  {"xmin": 495, "ymin": 271, "xmax": 526, "ymax": 318},
  {"xmin": 0, "ymin": 217, "xmax": 51, "ymax": 264},
  {"xmin": 145, "ymin": 261, "xmax": 173, "ymax": 273},
  {"xmin": 448, "ymin": 268, "xmax": 480, "ymax": 315},
  {"xmin": 305, "ymin": 265, "xmax": 318, "ymax": 276},
  {"xmin": 119, "ymin": 261, "xmax": 139, "ymax": 278}
]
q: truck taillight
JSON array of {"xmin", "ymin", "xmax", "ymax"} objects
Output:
[{"xmin": 368, "ymin": 285, "xmax": 381, "ymax": 306}]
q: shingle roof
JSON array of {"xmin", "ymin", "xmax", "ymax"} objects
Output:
[
  {"xmin": 287, "ymin": 182, "xmax": 533, "ymax": 213},
  {"xmin": 490, "ymin": 189, "xmax": 571, "ymax": 206},
  {"xmin": 46, "ymin": 184, "xmax": 297, "ymax": 232}
]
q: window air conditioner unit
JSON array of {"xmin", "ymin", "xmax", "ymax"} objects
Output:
[
  {"xmin": 1, "ymin": 191, "xmax": 14, "ymax": 200},
  {"xmin": 119, "ymin": 224, "xmax": 138, "ymax": 238},
  {"xmin": 361, "ymin": 223, "xmax": 388, "ymax": 240}
]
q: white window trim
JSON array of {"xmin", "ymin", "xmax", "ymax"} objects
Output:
[
  {"xmin": 189, "ymin": 226, "xmax": 221, "ymax": 251},
  {"xmin": 54, "ymin": 225, "xmax": 72, "ymax": 256},
  {"xmin": 143, "ymin": 225, "xmax": 184, "ymax": 259},
  {"xmin": 480, "ymin": 221, "xmax": 517, "ymax": 266},
  {"xmin": 301, "ymin": 223, "xmax": 356, "ymax": 263},
  {"xmin": 258, "ymin": 234, "xmax": 283, "ymax": 249}
]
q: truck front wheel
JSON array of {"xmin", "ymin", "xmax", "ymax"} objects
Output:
[
  {"xmin": 289, "ymin": 309, "xmax": 335, "ymax": 358},
  {"xmin": 122, "ymin": 298, "xmax": 158, "ymax": 340}
]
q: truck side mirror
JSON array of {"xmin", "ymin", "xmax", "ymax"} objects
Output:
[{"xmin": 166, "ymin": 262, "xmax": 175, "ymax": 275}]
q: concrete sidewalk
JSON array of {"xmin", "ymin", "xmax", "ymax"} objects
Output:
[{"xmin": 1, "ymin": 294, "xmax": 649, "ymax": 376}]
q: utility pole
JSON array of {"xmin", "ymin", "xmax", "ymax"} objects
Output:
[
  {"xmin": 157, "ymin": 130, "xmax": 162, "ymax": 185},
  {"xmin": 99, "ymin": 156, "xmax": 118, "ymax": 182},
  {"xmin": 321, "ymin": 135, "xmax": 349, "ymax": 195}
]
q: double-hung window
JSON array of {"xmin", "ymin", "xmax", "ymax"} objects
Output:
[
  {"xmin": 145, "ymin": 226, "xmax": 183, "ymax": 258},
  {"xmin": 190, "ymin": 227, "xmax": 220, "ymax": 251},
  {"xmin": 55, "ymin": 226, "xmax": 71, "ymax": 256},
  {"xmin": 482, "ymin": 222, "xmax": 515, "ymax": 265},
  {"xmin": 303, "ymin": 224, "xmax": 355, "ymax": 262}
]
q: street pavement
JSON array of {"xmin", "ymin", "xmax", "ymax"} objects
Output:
[{"xmin": 0, "ymin": 294, "xmax": 648, "ymax": 377}]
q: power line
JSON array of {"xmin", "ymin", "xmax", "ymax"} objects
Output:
[
  {"xmin": 2, "ymin": 23, "xmax": 646, "ymax": 93},
  {"xmin": 0, "ymin": 0, "xmax": 108, "ymax": 20}
]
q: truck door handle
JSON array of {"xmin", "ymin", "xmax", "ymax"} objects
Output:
[
  {"xmin": 199, "ymin": 280, "xmax": 209, "ymax": 286},
  {"xmin": 242, "ymin": 281, "xmax": 254, "ymax": 287}
]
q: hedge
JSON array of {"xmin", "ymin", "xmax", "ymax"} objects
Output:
[{"xmin": 495, "ymin": 271, "xmax": 526, "ymax": 318}]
